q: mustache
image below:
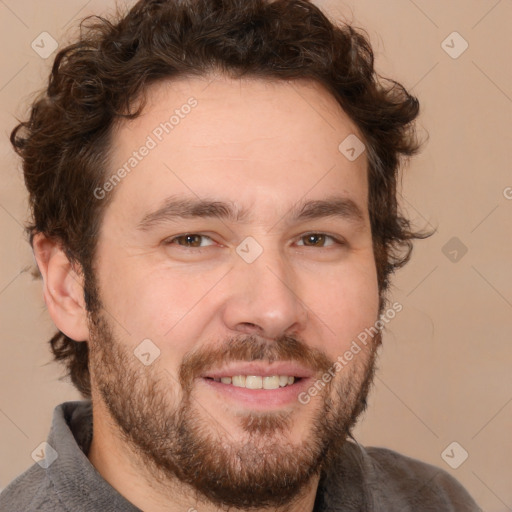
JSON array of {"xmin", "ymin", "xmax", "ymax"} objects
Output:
[{"xmin": 179, "ymin": 333, "xmax": 334, "ymax": 390}]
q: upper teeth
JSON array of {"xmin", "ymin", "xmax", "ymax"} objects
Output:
[{"xmin": 212, "ymin": 375, "xmax": 295, "ymax": 389}]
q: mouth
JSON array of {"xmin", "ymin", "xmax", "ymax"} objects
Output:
[
  {"xmin": 205, "ymin": 374, "xmax": 300, "ymax": 389},
  {"xmin": 199, "ymin": 362, "xmax": 314, "ymax": 409}
]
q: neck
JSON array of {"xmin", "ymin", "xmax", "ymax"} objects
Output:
[{"xmin": 88, "ymin": 398, "xmax": 320, "ymax": 512}]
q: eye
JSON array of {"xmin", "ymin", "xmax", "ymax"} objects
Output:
[
  {"xmin": 165, "ymin": 234, "xmax": 216, "ymax": 248},
  {"xmin": 296, "ymin": 233, "xmax": 341, "ymax": 247}
]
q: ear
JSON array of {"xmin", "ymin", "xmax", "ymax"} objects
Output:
[{"xmin": 32, "ymin": 233, "xmax": 90, "ymax": 342}]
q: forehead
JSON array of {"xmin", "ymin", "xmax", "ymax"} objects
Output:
[
  {"xmin": 130, "ymin": 74, "xmax": 362, "ymax": 153},
  {"xmin": 105, "ymin": 74, "xmax": 368, "ymax": 224}
]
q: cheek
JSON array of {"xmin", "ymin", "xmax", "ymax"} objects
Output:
[
  {"xmin": 98, "ymin": 256, "xmax": 221, "ymax": 344},
  {"xmin": 307, "ymin": 256, "xmax": 379, "ymax": 354}
]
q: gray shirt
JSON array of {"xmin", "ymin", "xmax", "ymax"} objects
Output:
[{"xmin": 0, "ymin": 401, "xmax": 481, "ymax": 511}]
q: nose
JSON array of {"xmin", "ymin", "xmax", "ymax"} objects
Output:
[{"xmin": 221, "ymin": 249, "xmax": 308, "ymax": 340}]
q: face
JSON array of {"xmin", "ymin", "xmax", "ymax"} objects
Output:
[{"xmin": 86, "ymin": 75, "xmax": 380, "ymax": 508}]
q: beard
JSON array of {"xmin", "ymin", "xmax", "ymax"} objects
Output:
[{"xmin": 87, "ymin": 306, "xmax": 379, "ymax": 510}]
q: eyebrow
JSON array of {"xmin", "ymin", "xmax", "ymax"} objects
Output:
[{"xmin": 136, "ymin": 195, "xmax": 366, "ymax": 231}]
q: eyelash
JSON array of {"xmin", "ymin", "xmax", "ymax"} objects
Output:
[{"xmin": 164, "ymin": 233, "xmax": 345, "ymax": 249}]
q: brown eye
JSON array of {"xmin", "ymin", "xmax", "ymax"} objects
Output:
[
  {"xmin": 298, "ymin": 233, "xmax": 337, "ymax": 247},
  {"xmin": 168, "ymin": 234, "xmax": 214, "ymax": 248}
]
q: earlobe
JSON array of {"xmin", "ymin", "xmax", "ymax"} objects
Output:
[{"xmin": 32, "ymin": 233, "xmax": 90, "ymax": 342}]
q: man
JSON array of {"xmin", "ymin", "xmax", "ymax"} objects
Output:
[{"xmin": 0, "ymin": 0, "xmax": 480, "ymax": 510}]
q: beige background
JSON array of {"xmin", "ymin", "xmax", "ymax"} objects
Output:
[{"xmin": 1, "ymin": 0, "xmax": 511, "ymax": 510}]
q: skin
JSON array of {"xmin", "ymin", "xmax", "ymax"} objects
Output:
[{"xmin": 33, "ymin": 75, "xmax": 380, "ymax": 512}]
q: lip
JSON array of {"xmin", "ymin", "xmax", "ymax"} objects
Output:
[
  {"xmin": 198, "ymin": 361, "xmax": 317, "ymax": 410},
  {"xmin": 199, "ymin": 375, "xmax": 314, "ymax": 409},
  {"xmin": 200, "ymin": 361, "xmax": 315, "ymax": 380}
]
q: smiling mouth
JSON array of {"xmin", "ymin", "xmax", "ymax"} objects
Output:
[{"xmin": 204, "ymin": 375, "xmax": 301, "ymax": 389}]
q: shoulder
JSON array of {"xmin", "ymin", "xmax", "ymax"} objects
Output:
[
  {"xmin": 0, "ymin": 400, "xmax": 92, "ymax": 512},
  {"xmin": 0, "ymin": 463, "xmax": 65, "ymax": 512},
  {"xmin": 363, "ymin": 446, "xmax": 482, "ymax": 511}
]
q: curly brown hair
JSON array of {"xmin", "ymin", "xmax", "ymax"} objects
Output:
[{"xmin": 11, "ymin": 0, "xmax": 429, "ymax": 398}]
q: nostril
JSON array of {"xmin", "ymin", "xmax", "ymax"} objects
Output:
[{"xmin": 238, "ymin": 322, "xmax": 263, "ymax": 335}]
